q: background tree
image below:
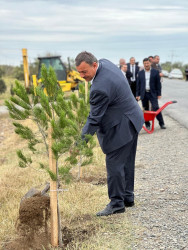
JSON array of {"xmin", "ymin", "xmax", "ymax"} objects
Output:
[
  {"xmin": 161, "ymin": 61, "xmax": 188, "ymax": 78},
  {"xmin": 0, "ymin": 67, "xmax": 7, "ymax": 94},
  {"xmin": 13, "ymin": 64, "xmax": 24, "ymax": 80}
]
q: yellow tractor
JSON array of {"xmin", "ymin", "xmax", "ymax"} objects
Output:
[{"xmin": 22, "ymin": 48, "xmax": 85, "ymax": 92}]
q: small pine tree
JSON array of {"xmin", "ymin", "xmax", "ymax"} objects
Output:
[{"xmin": 5, "ymin": 64, "xmax": 95, "ymax": 183}]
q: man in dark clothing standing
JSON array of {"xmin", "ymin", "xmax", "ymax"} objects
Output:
[
  {"xmin": 136, "ymin": 58, "xmax": 166, "ymax": 130},
  {"xmin": 127, "ymin": 57, "xmax": 140, "ymax": 98},
  {"xmin": 151, "ymin": 55, "xmax": 164, "ymax": 79},
  {"xmin": 185, "ymin": 68, "xmax": 188, "ymax": 81},
  {"xmin": 120, "ymin": 64, "xmax": 133, "ymax": 85},
  {"xmin": 75, "ymin": 51, "xmax": 144, "ymax": 216}
]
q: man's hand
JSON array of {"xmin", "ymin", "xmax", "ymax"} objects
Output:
[
  {"xmin": 136, "ymin": 96, "xmax": 140, "ymax": 101},
  {"xmin": 158, "ymin": 96, "xmax": 161, "ymax": 99}
]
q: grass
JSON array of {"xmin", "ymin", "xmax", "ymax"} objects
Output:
[{"xmin": 0, "ymin": 114, "xmax": 141, "ymax": 249}]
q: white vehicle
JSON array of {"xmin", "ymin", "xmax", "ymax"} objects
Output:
[
  {"xmin": 162, "ymin": 70, "xmax": 169, "ymax": 77},
  {"xmin": 168, "ymin": 68, "xmax": 183, "ymax": 79}
]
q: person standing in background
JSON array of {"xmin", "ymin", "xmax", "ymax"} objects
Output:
[
  {"xmin": 185, "ymin": 68, "xmax": 188, "ymax": 81},
  {"xmin": 127, "ymin": 57, "xmax": 140, "ymax": 98},
  {"xmin": 136, "ymin": 58, "xmax": 166, "ymax": 130},
  {"xmin": 151, "ymin": 55, "xmax": 164, "ymax": 79},
  {"xmin": 119, "ymin": 58, "xmax": 126, "ymax": 68},
  {"xmin": 148, "ymin": 56, "xmax": 154, "ymax": 64},
  {"xmin": 120, "ymin": 64, "xmax": 133, "ymax": 85}
]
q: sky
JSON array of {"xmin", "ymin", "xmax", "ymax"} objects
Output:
[{"xmin": 0, "ymin": 0, "xmax": 188, "ymax": 66}]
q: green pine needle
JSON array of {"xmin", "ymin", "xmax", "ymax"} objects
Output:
[{"xmin": 46, "ymin": 169, "xmax": 57, "ymax": 181}]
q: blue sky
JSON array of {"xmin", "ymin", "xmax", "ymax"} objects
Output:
[{"xmin": 0, "ymin": 0, "xmax": 188, "ymax": 66}]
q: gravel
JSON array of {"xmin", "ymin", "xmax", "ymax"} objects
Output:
[{"xmin": 128, "ymin": 114, "xmax": 188, "ymax": 250}]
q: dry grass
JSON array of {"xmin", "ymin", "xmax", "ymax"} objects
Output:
[{"xmin": 0, "ymin": 115, "xmax": 139, "ymax": 249}]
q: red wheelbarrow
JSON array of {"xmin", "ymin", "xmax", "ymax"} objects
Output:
[{"xmin": 143, "ymin": 100, "xmax": 177, "ymax": 134}]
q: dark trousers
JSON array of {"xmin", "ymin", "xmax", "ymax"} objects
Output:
[
  {"xmin": 106, "ymin": 129, "xmax": 138, "ymax": 208},
  {"xmin": 130, "ymin": 81, "xmax": 137, "ymax": 98},
  {"xmin": 142, "ymin": 91, "xmax": 165, "ymax": 126}
]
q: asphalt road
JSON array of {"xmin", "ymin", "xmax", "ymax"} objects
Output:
[{"xmin": 159, "ymin": 78, "xmax": 188, "ymax": 129}]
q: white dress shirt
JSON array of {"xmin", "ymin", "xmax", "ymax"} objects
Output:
[
  {"xmin": 121, "ymin": 70, "xmax": 127, "ymax": 80},
  {"xmin": 145, "ymin": 69, "xmax": 151, "ymax": 90}
]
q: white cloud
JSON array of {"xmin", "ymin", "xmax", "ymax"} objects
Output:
[
  {"xmin": 0, "ymin": 0, "xmax": 188, "ymax": 64},
  {"xmin": 1, "ymin": 1, "xmax": 188, "ymax": 37}
]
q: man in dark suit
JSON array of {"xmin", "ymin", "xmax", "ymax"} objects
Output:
[
  {"xmin": 151, "ymin": 55, "xmax": 164, "ymax": 82},
  {"xmin": 120, "ymin": 64, "xmax": 133, "ymax": 85},
  {"xmin": 127, "ymin": 57, "xmax": 140, "ymax": 98},
  {"xmin": 75, "ymin": 51, "xmax": 144, "ymax": 216},
  {"xmin": 136, "ymin": 57, "xmax": 166, "ymax": 129}
]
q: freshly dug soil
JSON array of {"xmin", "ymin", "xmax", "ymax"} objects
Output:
[{"xmin": 4, "ymin": 193, "xmax": 51, "ymax": 250}]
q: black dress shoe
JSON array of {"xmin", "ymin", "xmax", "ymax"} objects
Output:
[
  {"xmin": 124, "ymin": 201, "xmax": 135, "ymax": 207},
  {"xmin": 160, "ymin": 125, "xmax": 166, "ymax": 129},
  {"xmin": 96, "ymin": 204, "xmax": 125, "ymax": 216}
]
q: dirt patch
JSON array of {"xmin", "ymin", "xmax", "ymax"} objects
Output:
[
  {"xmin": 61, "ymin": 214, "xmax": 98, "ymax": 248},
  {"xmin": 3, "ymin": 194, "xmax": 51, "ymax": 250},
  {"xmin": 81, "ymin": 176, "xmax": 106, "ymax": 185},
  {"xmin": 62, "ymin": 224, "xmax": 96, "ymax": 247}
]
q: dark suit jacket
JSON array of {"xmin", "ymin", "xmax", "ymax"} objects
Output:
[
  {"xmin": 126, "ymin": 71, "xmax": 133, "ymax": 85},
  {"xmin": 82, "ymin": 59, "xmax": 144, "ymax": 154},
  {"xmin": 127, "ymin": 63, "xmax": 139, "ymax": 82},
  {"xmin": 136, "ymin": 68, "xmax": 161, "ymax": 100}
]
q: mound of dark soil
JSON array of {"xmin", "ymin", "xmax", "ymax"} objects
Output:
[{"xmin": 4, "ymin": 193, "xmax": 51, "ymax": 250}]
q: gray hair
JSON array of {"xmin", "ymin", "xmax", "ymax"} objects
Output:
[{"xmin": 75, "ymin": 51, "xmax": 98, "ymax": 66}]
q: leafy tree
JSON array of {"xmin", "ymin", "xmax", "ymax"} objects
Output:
[
  {"xmin": 5, "ymin": 64, "xmax": 95, "ymax": 183},
  {"xmin": 13, "ymin": 64, "xmax": 24, "ymax": 80},
  {"xmin": 64, "ymin": 57, "xmax": 76, "ymax": 70},
  {"xmin": 0, "ymin": 79, "xmax": 7, "ymax": 94},
  {"xmin": 0, "ymin": 67, "xmax": 4, "ymax": 78},
  {"xmin": 29, "ymin": 59, "xmax": 39, "ymax": 76},
  {"xmin": 161, "ymin": 61, "xmax": 188, "ymax": 78},
  {"xmin": 0, "ymin": 65, "xmax": 15, "ymax": 77},
  {"xmin": 161, "ymin": 61, "xmax": 172, "ymax": 72},
  {"xmin": 0, "ymin": 67, "xmax": 6, "ymax": 94}
]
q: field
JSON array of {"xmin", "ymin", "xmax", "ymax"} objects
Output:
[{"xmin": 0, "ymin": 112, "xmax": 140, "ymax": 249}]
